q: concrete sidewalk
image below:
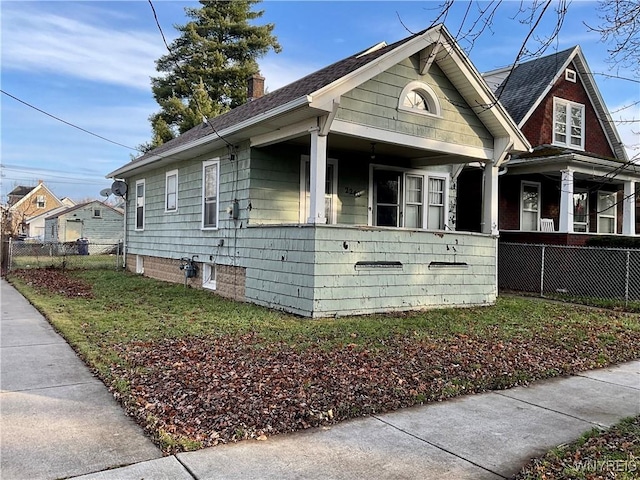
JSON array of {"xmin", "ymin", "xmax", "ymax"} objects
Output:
[
  {"xmin": 1, "ymin": 279, "xmax": 639, "ymax": 480},
  {"xmin": 0, "ymin": 279, "xmax": 163, "ymax": 480}
]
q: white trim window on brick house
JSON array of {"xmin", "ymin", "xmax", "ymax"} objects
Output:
[
  {"xmin": 597, "ymin": 191, "xmax": 617, "ymax": 233},
  {"xmin": 135, "ymin": 179, "xmax": 145, "ymax": 231},
  {"xmin": 520, "ymin": 181, "xmax": 541, "ymax": 231},
  {"xmin": 370, "ymin": 166, "xmax": 448, "ymax": 230},
  {"xmin": 553, "ymin": 97, "xmax": 585, "ymax": 150},
  {"xmin": 165, "ymin": 169, "xmax": 178, "ymax": 212},
  {"xmin": 573, "ymin": 190, "xmax": 588, "ymax": 232},
  {"xmin": 202, "ymin": 159, "xmax": 220, "ymax": 230}
]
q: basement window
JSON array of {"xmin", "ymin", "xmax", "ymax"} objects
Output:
[{"xmin": 203, "ymin": 263, "xmax": 217, "ymax": 290}]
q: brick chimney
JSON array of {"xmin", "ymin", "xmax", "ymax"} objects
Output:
[{"xmin": 247, "ymin": 73, "xmax": 265, "ymax": 101}]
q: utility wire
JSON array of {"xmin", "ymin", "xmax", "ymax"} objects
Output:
[{"xmin": 0, "ymin": 89, "xmax": 140, "ymax": 151}]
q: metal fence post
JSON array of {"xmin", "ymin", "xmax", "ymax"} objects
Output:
[
  {"xmin": 540, "ymin": 245, "xmax": 546, "ymax": 297},
  {"xmin": 8, "ymin": 238, "xmax": 13, "ymax": 272},
  {"xmin": 625, "ymin": 249, "xmax": 630, "ymax": 307}
]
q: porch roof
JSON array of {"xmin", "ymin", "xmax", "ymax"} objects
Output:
[{"xmin": 506, "ymin": 151, "xmax": 640, "ymax": 182}]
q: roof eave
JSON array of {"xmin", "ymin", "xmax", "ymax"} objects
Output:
[{"xmin": 107, "ymin": 95, "xmax": 313, "ymax": 178}]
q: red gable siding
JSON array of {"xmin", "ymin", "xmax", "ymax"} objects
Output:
[{"xmin": 520, "ymin": 63, "xmax": 615, "ymax": 159}]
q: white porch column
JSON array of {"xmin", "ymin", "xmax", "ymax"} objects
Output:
[
  {"xmin": 307, "ymin": 126, "xmax": 327, "ymax": 224},
  {"xmin": 623, "ymin": 180, "xmax": 636, "ymax": 235},
  {"xmin": 559, "ymin": 169, "xmax": 574, "ymax": 233},
  {"xmin": 482, "ymin": 162, "xmax": 499, "ymax": 235}
]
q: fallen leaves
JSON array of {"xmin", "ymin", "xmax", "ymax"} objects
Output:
[
  {"xmin": 11, "ymin": 268, "xmax": 93, "ymax": 298},
  {"xmin": 111, "ymin": 326, "xmax": 640, "ymax": 454}
]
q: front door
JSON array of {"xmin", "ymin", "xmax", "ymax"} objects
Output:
[{"xmin": 374, "ymin": 170, "xmax": 401, "ymax": 227}]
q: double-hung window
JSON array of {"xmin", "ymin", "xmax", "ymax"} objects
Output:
[
  {"xmin": 372, "ymin": 168, "xmax": 447, "ymax": 230},
  {"xmin": 597, "ymin": 191, "xmax": 617, "ymax": 233},
  {"xmin": 521, "ymin": 181, "xmax": 540, "ymax": 231},
  {"xmin": 300, "ymin": 156, "xmax": 338, "ymax": 224},
  {"xmin": 36, "ymin": 195, "xmax": 46, "ymax": 208},
  {"xmin": 135, "ymin": 179, "xmax": 145, "ymax": 231},
  {"xmin": 573, "ymin": 191, "xmax": 588, "ymax": 232},
  {"xmin": 165, "ymin": 169, "xmax": 178, "ymax": 212},
  {"xmin": 202, "ymin": 160, "xmax": 219, "ymax": 229},
  {"xmin": 553, "ymin": 98, "xmax": 585, "ymax": 149}
]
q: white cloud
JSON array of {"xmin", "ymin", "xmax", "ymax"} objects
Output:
[{"xmin": 2, "ymin": 4, "xmax": 166, "ymax": 90}]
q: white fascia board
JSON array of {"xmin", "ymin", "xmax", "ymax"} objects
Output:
[
  {"xmin": 308, "ymin": 27, "xmax": 442, "ymax": 110},
  {"xmin": 573, "ymin": 48, "xmax": 628, "ymax": 162},
  {"xmin": 107, "ymin": 95, "xmax": 312, "ymax": 178},
  {"xmin": 332, "ymin": 119, "xmax": 493, "ymax": 160},
  {"xmin": 436, "ymin": 38, "xmax": 531, "ymax": 154},
  {"xmin": 517, "ymin": 47, "xmax": 578, "ymax": 128},
  {"xmin": 250, "ymin": 118, "xmax": 318, "ymax": 147}
]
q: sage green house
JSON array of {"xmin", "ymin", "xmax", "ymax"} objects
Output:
[
  {"xmin": 108, "ymin": 25, "xmax": 530, "ymax": 317},
  {"xmin": 44, "ymin": 200, "xmax": 124, "ymax": 244}
]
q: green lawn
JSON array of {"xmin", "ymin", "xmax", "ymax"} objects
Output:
[{"xmin": 8, "ymin": 268, "xmax": 640, "ymax": 453}]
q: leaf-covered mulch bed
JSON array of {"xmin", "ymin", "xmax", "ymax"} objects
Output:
[
  {"xmin": 11, "ymin": 268, "xmax": 93, "ymax": 298},
  {"xmin": 112, "ymin": 327, "xmax": 640, "ymax": 453},
  {"xmin": 514, "ymin": 415, "xmax": 640, "ymax": 479}
]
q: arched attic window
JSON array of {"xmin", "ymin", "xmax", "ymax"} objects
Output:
[{"xmin": 398, "ymin": 81, "xmax": 441, "ymax": 117}]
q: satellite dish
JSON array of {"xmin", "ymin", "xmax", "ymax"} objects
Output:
[
  {"xmin": 99, "ymin": 188, "xmax": 112, "ymax": 198},
  {"xmin": 111, "ymin": 180, "xmax": 128, "ymax": 197}
]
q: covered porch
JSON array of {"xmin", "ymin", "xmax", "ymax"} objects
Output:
[{"xmin": 498, "ymin": 153, "xmax": 640, "ymax": 243}]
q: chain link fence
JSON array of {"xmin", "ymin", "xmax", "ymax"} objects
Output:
[
  {"xmin": 499, "ymin": 242, "xmax": 640, "ymax": 305},
  {"xmin": 6, "ymin": 239, "xmax": 123, "ymax": 271}
]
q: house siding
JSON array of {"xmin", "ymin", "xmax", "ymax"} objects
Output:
[
  {"xmin": 44, "ymin": 203, "xmax": 123, "ymax": 243},
  {"xmin": 125, "ymin": 143, "xmax": 250, "ymax": 260},
  {"xmin": 520, "ymin": 61, "xmax": 615, "ymax": 159},
  {"xmin": 337, "ymin": 60, "xmax": 493, "ymax": 150}
]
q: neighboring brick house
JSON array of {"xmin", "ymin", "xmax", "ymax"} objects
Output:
[
  {"xmin": 5, "ymin": 181, "xmax": 65, "ymax": 238},
  {"xmin": 458, "ymin": 46, "xmax": 639, "ymax": 245}
]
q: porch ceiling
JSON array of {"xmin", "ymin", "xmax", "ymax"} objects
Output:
[{"xmin": 284, "ymin": 132, "xmax": 474, "ymax": 166}]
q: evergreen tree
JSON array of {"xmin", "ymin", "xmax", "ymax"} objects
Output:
[{"xmin": 142, "ymin": 0, "xmax": 280, "ymax": 151}]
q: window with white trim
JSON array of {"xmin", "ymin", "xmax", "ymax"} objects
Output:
[
  {"xmin": 372, "ymin": 168, "xmax": 447, "ymax": 230},
  {"xmin": 597, "ymin": 191, "xmax": 616, "ymax": 234},
  {"xmin": 202, "ymin": 160, "xmax": 219, "ymax": 229},
  {"xmin": 36, "ymin": 195, "xmax": 46, "ymax": 208},
  {"xmin": 573, "ymin": 191, "xmax": 588, "ymax": 232},
  {"xmin": 165, "ymin": 169, "xmax": 178, "ymax": 212},
  {"xmin": 92, "ymin": 208, "xmax": 102, "ymax": 218},
  {"xmin": 300, "ymin": 156, "xmax": 338, "ymax": 224},
  {"xmin": 135, "ymin": 180, "xmax": 145, "ymax": 231},
  {"xmin": 553, "ymin": 97, "xmax": 585, "ymax": 149},
  {"xmin": 202, "ymin": 263, "xmax": 217, "ymax": 290},
  {"xmin": 520, "ymin": 181, "xmax": 541, "ymax": 231},
  {"xmin": 398, "ymin": 81, "xmax": 441, "ymax": 117},
  {"xmin": 565, "ymin": 68, "xmax": 576, "ymax": 82},
  {"xmin": 427, "ymin": 177, "xmax": 445, "ymax": 230}
]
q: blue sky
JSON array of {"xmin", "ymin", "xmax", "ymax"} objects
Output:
[{"xmin": 1, "ymin": 0, "xmax": 638, "ymax": 201}]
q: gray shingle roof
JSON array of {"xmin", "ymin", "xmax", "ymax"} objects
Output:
[
  {"xmin": 127, "ymin": 33, "xmax": 420, "ymax": 166},
  {"xmin": 494, "ymin": 47, "xmax": 576, "ymax": 124},
  {"xmin": 8, "ymin": 186, "xmax": 35, "ymax": 197}
]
